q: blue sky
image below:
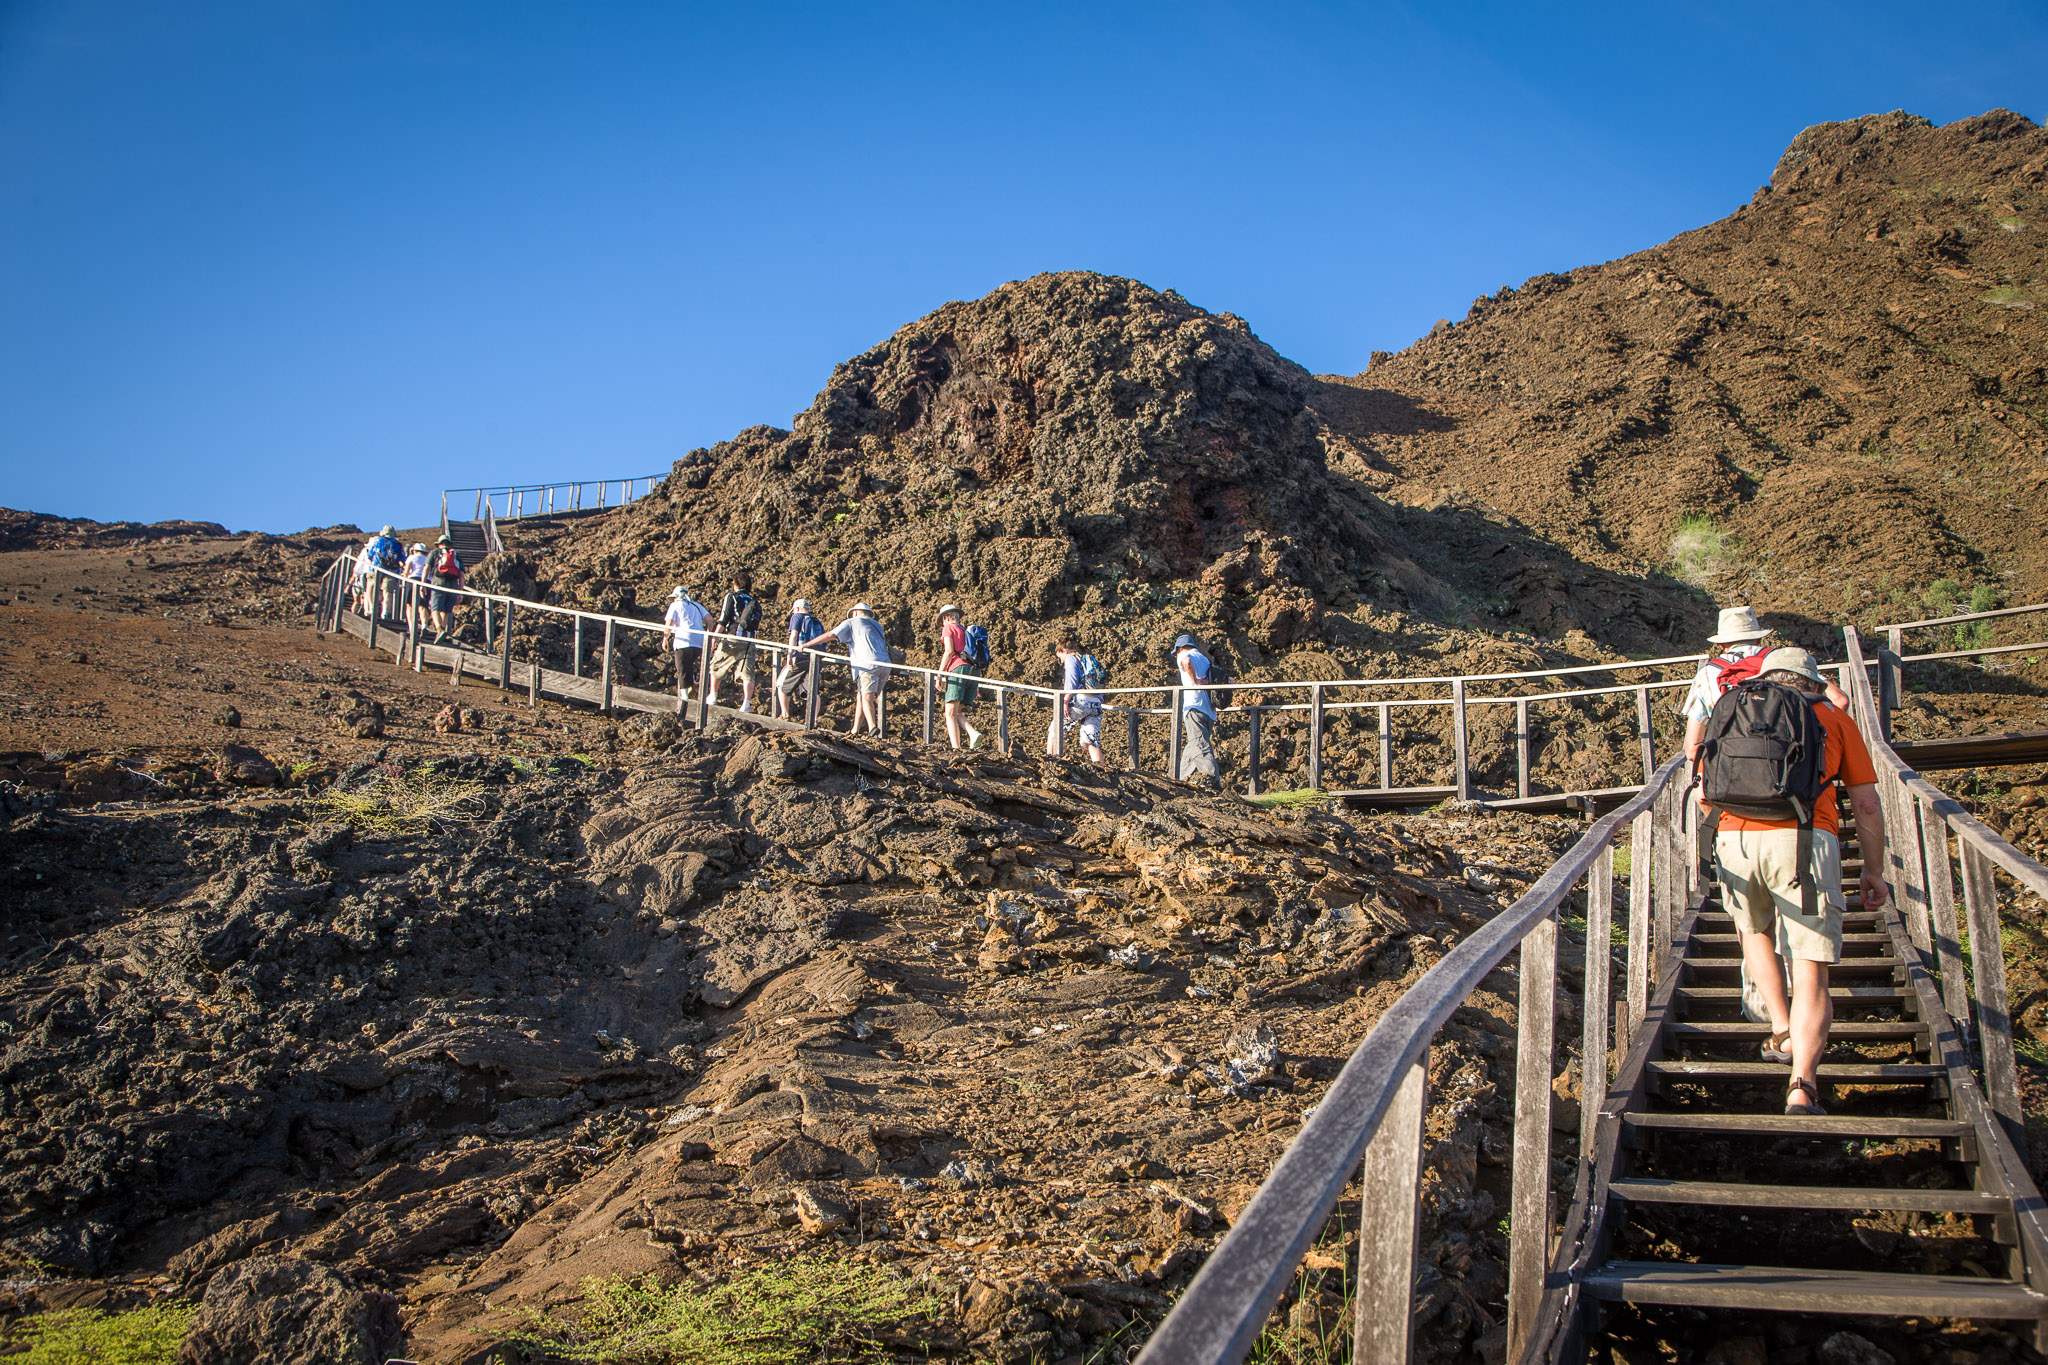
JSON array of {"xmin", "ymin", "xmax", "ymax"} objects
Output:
[{"xmin": 2, "ymin": 2, "xmax": 2044, "ymax": 534}]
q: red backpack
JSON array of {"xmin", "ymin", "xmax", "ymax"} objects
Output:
[{"xmin": 1709, "ymin": 653, "xmax": 1765, "ymax": 690}]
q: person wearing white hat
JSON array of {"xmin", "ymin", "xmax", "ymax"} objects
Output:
[
  {"xmin": 773, "ymin": 598, "xmax": 826, "ymax": 720},
  {"xmin": 661, "ymin": 586, "xmax": 710, "ymax": 701},
  {"xmin": 1678, "ymin": 605, "xmax": 1776, "ymax": 767},
  {"xmin": 805, "ymin": 602, "xmax": 892, "ymax": 735},
  {"xmin": 935, "ymin": 603, "xmax": 984, "ymax": 750},
  {"xmin": 401, "ymin": 542, "xmax": 431, "ymax": 632}
]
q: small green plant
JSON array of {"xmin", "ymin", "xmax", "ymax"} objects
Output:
[
  {"xmin": 1996, "ymin": 217, "xmax": 2025, "ymax": 233},
  {"xmin": 1968, "ymin": 583, "xmax": 2003, "ymax": 614},
  {"xmin": 1955, "ymin": 621, "xmax": 1995, "ymax": 651},
  {"xmin": 1, "ymin": 1301, "xmax": 198, "ymax": 1364},
  {"xmin": 1667, "ymin": 513, "xmax": 1727, "ymax": 588},
  {"xmin": 499, "ymin": 1259, "xmax": 943, "ymax": 1364},
  {"xmin": 313, "ymin": 768, "xmax": 485, "ymax": 838},
  {"xmin": 1922, "ymin": 578, "xmax": 1963, "ymax": 615},
  {"xmin": 1981, "ymin": 286, "xmax": 2035, "ymax": 309},
  {"xmin": 1248, "ymin": 788, "xmax": 1336, "ymax": 810}
]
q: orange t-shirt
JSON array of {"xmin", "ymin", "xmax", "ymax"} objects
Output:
[{"xmin": 1718, "ymin": 700, "xmax": 1878, "ymax": 837}]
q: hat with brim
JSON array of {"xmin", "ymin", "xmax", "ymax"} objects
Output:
[
  {"xmin": 851, "ymin": 602, "xmax": 873, "ymax": 615},
  {"xmin": 938, "ymin": 603, "xmax": 961, "ymax": 617},
  {"xmin": 1708, "ymin": 605, "xmax": 1771, "ymax": 645},
  {"xmin": 670, "ymin": 586, "xmax": 688, "ymax": 599},
  {"xmin": 436, "ymin": 534, "xmax": 452, "ymax": 544},
  {"xmin": 793, "ymin": 599, "xmax": 810, "ymax": 613},
  {"xmin": 1758, "ymin": 646, "xmax": 1825, "ymax": 685},
  {"xmin": 1173, "ymin": 634, "xmax": 1198, "ymax": 651},
  {"xmin": 410, "ymin": 543, "xmax": 426, "ymax": 552},
  {"xmin": 381, "ymin": 524, "xmax": 396, "ymax": 536}
]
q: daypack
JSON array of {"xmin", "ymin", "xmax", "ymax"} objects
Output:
[
  {"xmin": 1708, "ymin": 653, "xmax": 1767, "ymax": 692},
  {"xmin": 433, "ymin": 546, "xmax": 462, "ymax": 579},
  {"xmin": 1699, "ymin": 679, "xmax": 1831, "ymax": 915},
  {"xmin": 962, "ymin": 624, "xmax": 992, "ymax": 668},
  {"xmin": 1077, "ymin": 653, "xmax": 1108, "ymax": 691},
  {"xmin": 722, "ymin": 590, "xmax": 762, "ymax": 638},
  {"xmin": 789, "ymin": 611, "xmax": 824, "ymax": 646},
  {"xmin": 370, "ymin": 536, "xmax": 402, "ymax": 572}
]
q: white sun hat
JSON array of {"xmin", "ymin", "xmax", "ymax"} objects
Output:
[{"xmin": 1707, "ymin": 605, "xmax": 1771, "ymax": 645}]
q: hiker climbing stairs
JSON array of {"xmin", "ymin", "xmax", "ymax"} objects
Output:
[
  {"xmin": 439, "ymin": 517, "xmax": 494, "ymax": 564},
  {"xmin": 1582, "ymin": 801, "xmax": 2048, "ymax": 1344}
]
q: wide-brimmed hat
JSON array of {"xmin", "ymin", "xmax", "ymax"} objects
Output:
[
  {"xmin": 1708, "ymin": 605, "xmax": 1771, "ymax": 645},
  {"xmin": 410, "ymin": 543, "xmax": 426, "ymax": 552},
  {"xmin": 937, "ymin": 603, "xmax": 962, "ymax": 617},
  {"xmin": 380, "ymin": 524, "xmax": 396, "ymax": 536},
  {"xmin": 1173, "ymin": 633, "xmax": 1199, "ymax": 651},
  {"xmin": 1758, "ymin": 646, "xmax": 1825, "ymax": 685},
  {"xmin": 851, "ymin": 602, "xmax": 873, "ymax": 615},
  {"xmin": 435, "ymin": 533, "xmax": 452, "ymax": 544},
  {"xmin": 670, "ymin": 585, "xmax": 690, "ymax": 599}
]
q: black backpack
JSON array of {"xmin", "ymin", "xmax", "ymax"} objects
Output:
[
  {"xmin": 1698, "ymin": 679, "xmax": 1831, "ymax": 913},
  {"xmin": 723, "ymin": 590, "xmax": 761, "ymax": 638}
]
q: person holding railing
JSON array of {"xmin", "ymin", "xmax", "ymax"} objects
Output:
[
  {"xmin": 936, "ymin": 604, "xmax": 986, "ymax": 750},
  {"xmin": 426, "ymin": 534, "xmax": 464, "ymax": 642},
  {"xmin": 1048, "ymin": 635, "xmax": 1105, "ymax": 763},
  {"xmin": 663, "ymin": 586, "xmax": 710, "ymax": 699},
  {"xmin": 1173, "ymin": 634, "xmax": 1222, "ymax": 791},
  {"xmin": 774, "ymin": 599, "xmax": 825, "ymax": 720},
  {"xmin": 805, "ymin": 602, "xmax": 891, "ymax": 735},
  {"xmin": 708, "ymin": 570, "xmax": 763, "ymax": 714}
]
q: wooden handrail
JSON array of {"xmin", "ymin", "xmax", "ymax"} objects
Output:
[{"xmin": 1876, "ymin": 599, "xmax": 2048, "ymax": 633}]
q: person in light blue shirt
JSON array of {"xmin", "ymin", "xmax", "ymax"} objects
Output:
[
  {"xmin": 1173, "ymin": 633, "xmax": 1221, "ymax": 790},
  {"xmin": 806, "ymin": 602, "xmax": 892, "ymax": 735}
]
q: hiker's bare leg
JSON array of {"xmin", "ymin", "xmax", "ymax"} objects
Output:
[
  {"xmin": 1740, "ymin": 929, "xmax": 1792, "ymax": 1036},
  {"xmin": 1085, "ymin": 742, "xmax": 1104, "ymax": 764},
  {"xmin": 1790, "ymin": 958, "xmax": 1831, "ymax": 1094},
  {"xmin": 945, "ymin": 702, "xmax": 965, "ymax": 749}
]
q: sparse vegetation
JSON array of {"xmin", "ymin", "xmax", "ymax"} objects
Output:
[
  {"xmin": 1980, "ymin": 286, "xmax": 2035, "ymax": 309},
  {"xmin": 1667, "ymin": 513, "xmax": 1728, "ymax": 588},
  {"xmin": 0, "ymin": 1301, "xmax": 198, "ymax": 1365},
  {"xmin": 313, "ymin": 767, "xmax": 485, "ymax": 837},
  {"xmin": 1248, "ymin": 787, "xmax": 1336, "ymax": 810},
  {"xmin": 1996, "ymin": 217, "xmax": 2026, "ymax": 233},
  {"xmin": 498, "ymin": 1260, "xmax": 943, "ymax": 1364}
]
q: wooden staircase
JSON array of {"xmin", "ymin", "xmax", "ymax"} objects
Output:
[{"xmin": 1582, "ymin": 808, "xmax": 2048, "ymax": 1341}]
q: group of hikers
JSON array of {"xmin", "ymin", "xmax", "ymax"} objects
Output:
[
  {"xmin": 349, "ymin": 524, "xmax": 467, "ymax": 643},
  {"xmin": 657, "ymin": 573, "xmax": 1226, "ymax": 791},
  {"xmin": 1679, "ymin": 603, "xmax": 1887, "ymax": 1120}
]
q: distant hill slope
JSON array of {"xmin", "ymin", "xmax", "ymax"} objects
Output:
[{"xmin": 1320, "ymin": 109, "xmax": 2048, "ymax": 632}]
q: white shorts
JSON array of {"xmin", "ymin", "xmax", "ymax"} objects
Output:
[{"xmin": 1715, "ymin": 827, "xmax": 1845, "ymax": 963}]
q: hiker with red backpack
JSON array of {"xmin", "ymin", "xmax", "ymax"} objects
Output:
[
  {"xmin": 1694, "ymin": 645, "xmax": 1888, "ymax": 1118},
  {"xmin": 1681, "ymin": 605, "xmax": 1848, "ymax": 766},
  {"xmin": 426, "ymin": 534, "xmax": 464, "ymax": 642},
  {"xmin": 936, "ymin": 604, "xmax": 987, "ymax": 750}
]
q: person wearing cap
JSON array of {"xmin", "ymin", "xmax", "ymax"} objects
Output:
[
  {"xmin": 1713, "ymin": 645, "xmax": 1888, "ymax": 1117},
  {"xmin": 1681, "ymin": 606, "xmax": 1849, "ymax": 766},
  {"xmin": 662, "ymin": 586, "xmax": 711, "ymax": 701},
  {"xmin": 806, "ymin": 602, "xmax": 892, "ymax": 735},
  {"xmin": 426, "ymin": 533, "xmax": 464, "ymax": 641},
  {"xmin": 773, "ymin": 597, "xmax": 826, "ymax": 720},
  {"xmin": 401, "ymin": 541, "xmax": 431, "ymax": 632},
  {"xmin": 936, "ymin": 604, "xmax": 984, "ymax": 750},
  {"xmin": 357, "ymin": 523, "xmax": 405, "ymax": 621},
  {"xmin": 1172, "ymin": 634, "xmax": 1222, "ymax": 791}
]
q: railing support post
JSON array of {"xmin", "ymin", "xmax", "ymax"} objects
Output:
[
  {"xmin": 1507, "ymin": 913, "xmax": 1559, "ymax": 1358},
  {"xmin": 1126, "ymin": 708, "xmax": 1140, "ymax": 771},
  {"xmin": 499, "ymin": 602, "xmax": 513, "ymax": 690},
  {"xmin": 1961, "ymin": 843, "xmax": 2026, "ymax": 1159},
  {"xmin": 1169, "ymin": 688, "xmax": 1184, "ymax": 782},
  {"xmin": 1308, "ymin": 683, "xmax": 1324, "ymax": 792},
  {"xmin": 1378, "ymin": 701, "xmax": 1392, "ymax": 790},
  {"xmin": 572, "ymin": 615, "xmax": 584, "ymax": 679},
  {"xmin": 1451, "ymin": 679, "xmax": 1469, "ymax": 802},
  {"xmin": 1627, "ymin": 807, "xmax": 1653, "ymax": 1032},
  {"xmin": 996, "ymin": 686, "xmax": 1010, "ymax": 753},
  {"xmin": 1919, "ymin": 795, "xmax": 1970, "ymax": 1036},
  {"xmin": 696, "ymin": 639, "xmax": 714, "ymax": 731},
  {"xmin": 1051, "ymin": 690, "xmax": 1065, "ymax": 759},
  {"xmin": 922, "ymin": 672, "xmax": 935, "ymax": 746},
  {"xmin": 1245, "ymin": 706, "xmax": 1262, "ymax": 796},
  {"xmin": 804, "ymin": 652, "xmax": 822, "ymax": 729},
  {"xmin": 1516, "ymin": 697, "xmax": 1531, "ymax": 800},
  {"xmin": 1583, "ymin": 840, "xmax": 1615, "ymax": 1154},
  {"xmin": 600, "ymin": 619, "xmax": 615, "ymax": 713},
  {"xmin": 1635, "ymin": 685, "xmax": 1655, "ymax": 782},
  {"xmin": 1354, "ymin": 1052, "xmax": 1427, "ymax": 1365}
]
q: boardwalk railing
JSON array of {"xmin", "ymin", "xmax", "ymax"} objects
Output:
[
  {"xmin": 319, "ymin": 551, "xmax": 1717, "ymax": 801},
  {"xmin": 441, "ymin": 475, "xmax": 666, "ymax": 526},
  {"xmin": 1869, "ymin": 599, "xmax": 2048, "ymax": 740}
]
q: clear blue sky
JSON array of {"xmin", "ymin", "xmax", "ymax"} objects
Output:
[{"xmin": 2, "ymin": 2, "xmax": 2043, "ymax": 534}]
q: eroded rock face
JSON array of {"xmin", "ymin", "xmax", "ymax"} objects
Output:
[{"xmin": 176, "ymin": 1256, "xmax": 402, "ymax": 1365}]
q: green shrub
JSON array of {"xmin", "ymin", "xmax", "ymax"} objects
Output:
[
  {"xmin": 1968, "ymin": 583, "xmax": 2004, "ymax": 614},
  {"xmin": 1980, "ymin": 286, "xmax": 2035, "ymax": 309},
  {"xmin": 499, "ymin": 1259, "xmax": 943, "ymax": 1364},
  {"xmin": 1, "ymin": 1302, "xmax": 198, "ymax": 1365},
  {"xmin": 1667, "ymin": 514, "xmax": 1727, "ymax": 588},
  {"xmin": 1921, "ymin": 578, "xmax": 1963, "ymax": 614},
  {"xmin": 1247, "ymin": 788, "xmax": 1335, "ymax": 810}
]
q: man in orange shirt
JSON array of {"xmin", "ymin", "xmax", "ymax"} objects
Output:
[{"xmin": 1711, "ymin": 647, "xmax": 1889, "ymax": 1116}]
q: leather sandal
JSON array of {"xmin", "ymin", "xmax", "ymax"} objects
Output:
[
  {"xmin": 1786, "ymin": 1077, "xmax": 1826, "ymax": 1117},
  {"xmin": 1761, "ymin": 1030, "xmax": 1793, "ymax": 1064}
]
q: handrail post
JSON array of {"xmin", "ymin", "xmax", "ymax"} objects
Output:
[
  {"xmin": 366, "ymin": 573, "xmax": 380, "ymax": 653},
  {"xmin": 1451, "ymin": 679, "xmax": 1469, "ymax": 802},
  {"xmin": 1169, "ymin": 687, "xmax": 1184, "ymax": 782},
  {"xmin": 1516, "ymin": 697, "xmax": 1531, "ymax": 800},
  {"xmin": 528, "ymin": 648, "xmax": 539, "ymax": 707},
  {"xmin": 1308, "ymin": 683, "xmax": 1324, "ymax": 791},
  {"xmin": 696, "ymin": 637, "xmax": 714, "ymax": 731},
  {"xmin": 1506, "ymin": 912, "xmax": 1559, "ymax": 1357},
  {"xmin": 1920, "ymin": 795, "xmax": 1970, "ymax": 1035},
  {"xmin": 572, "ymin": 615, "xmax": 584, "ymax": 679},
  {"xmin": 1635, "ymin": 685, "xmax": 1655, "ymax": 782},
  {"xmin": 1245, "ymin": 706, "xmax": 1262, "ymax": 796},
  {"xmin": 1582, "ymin": 840, "xmax": 1615, "ymax": 1154},
  {"xmin": 483, "ymin": 597, "xmax": 495, "ymax": 653},
  {"xmin": 499, "ymin": 601, "xmax": 513, "ymax": 690},
  {"xmin": 804, "ymin": 651, "xmax": 822, "ymax": 729},
  {"xmin": 600, "ymin": 619, "xmax": 615, "ymax": 713},
  {"xmin": 922, "ymin": 672, "xmax": 935, "ymax": 746},
  {"xmin": 1627, "ymin": 807, "xmax": 1653, "ymax": 1032},
  {"xmin": 1378, "ymin": 701, "xmax": 1392, "ymax": 790},
  {"xmin": 1354, "ymin": 1052, "xmax": 1427, "ymax": 1365},
  {"xmin": 1052, "ymin": 690, "xmax": 1065, "ymax": 758},
  {"xmin": 1652, "ymin": 780, "xmax": 1676, "ymax": 967},
  {"xmin": 1961, "ymin": 842, "xmax": 2026, "ymax": 1158},
  {"xmin": 1126, "ymin": 708, "xmax": 1140, "ymax": 771},
  {"xmin": 997, "ymin": 686, "xmax": 1010, "ymax": 753}
]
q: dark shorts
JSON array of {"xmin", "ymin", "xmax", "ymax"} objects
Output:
[
  {"xmin": 945, "ymin": 663, "xmax": 980, "ymax": 704},
  {"xmin": 431, "ymin": 585, "xmax": 458, "ymax": 613},
  {"xmin": 674, "ymin": 646, "xmax": 703, "ymax": 682}
]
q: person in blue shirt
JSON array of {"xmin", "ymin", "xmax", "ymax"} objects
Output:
[
  {"xmin": 774, "ymin": 599, "xmax": 826, "ymax": 720},
  {"xmin": 805, "ymin": 602, "xmax": 892, "ymax": 735},
  {"xmin": 1173, "ymin": 633, "xmax": 1221, "ymax": 791}
]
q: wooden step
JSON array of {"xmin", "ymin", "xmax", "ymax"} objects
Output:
[
  {"xmin": 1690, "ymin": 933, "xmax": 1892, "ymax": 950},
  {"xmin": 1621, "ymin": 1111, "xmax": 1969, "ymax": 1142},
  {"xmin": 1668, "ymin": 1021, "xmax": 1925, "ymax": 1040},
  {"xmin": 1687, "ymin": 957, "xmax": 1901, "ymax": 975},
  {"xmin": 1610, "ymin": 1176, "xmax": 2003, "ymax": 1215},
  {"xmin": 1648, "ymin": 1060, "xmax": 1943, "ymax": 1083},
  {"xmin": 1677, "ymin": 986, "xmax": 1910, "ymax": 1004},
  {"xmin": 1584, "ymin": 1261, "xmax": 2046, "ymax": 1317}
]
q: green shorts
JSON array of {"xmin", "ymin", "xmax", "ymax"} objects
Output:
[
  {"xmin": 711, "ymin": 640, "xmax": 756, "ymax": 680},
  {"xmin": 944, "ymin": 664, "xmax": 980, "ymax": 704}
]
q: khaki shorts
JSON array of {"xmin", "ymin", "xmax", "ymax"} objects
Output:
[
  {"xmin": 1715, "ymin": 827, "xmax": 1845, "ymax": 963},
  {"xmin": 710, "ymin": 640, "xmax": 755, "ymax": 680}
]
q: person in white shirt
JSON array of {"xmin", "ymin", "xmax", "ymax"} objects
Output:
[
  {"xmin": 1173, "ymin": 633, "xmax": 1221, "ymax": 791},
  {"xmin": 806, "ymin": 602, "xmax": 891, "ymax": 735},
  {"xmin": 401, "ymin": 543, "xmax": 430, "ymax": 631},
  {"xmin": 1047, "ymin": 636, "xmax": 1104, "ymax": 763},
  {"xmin": 1680, "ymin": 605, "xmax": 1847, "ymax": 766},
  {"xmin": 661, "ymin": 587, "xmax": 710, "ymax": 702}
]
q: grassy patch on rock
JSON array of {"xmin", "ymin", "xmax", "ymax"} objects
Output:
[
  {"xmin": 1, "ymin": 1301, "xmax": 198, "ymax": 1365},
  {"xmin": 498, "ymin": 1259, "xmax": 944, "ymax": 1364}
]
